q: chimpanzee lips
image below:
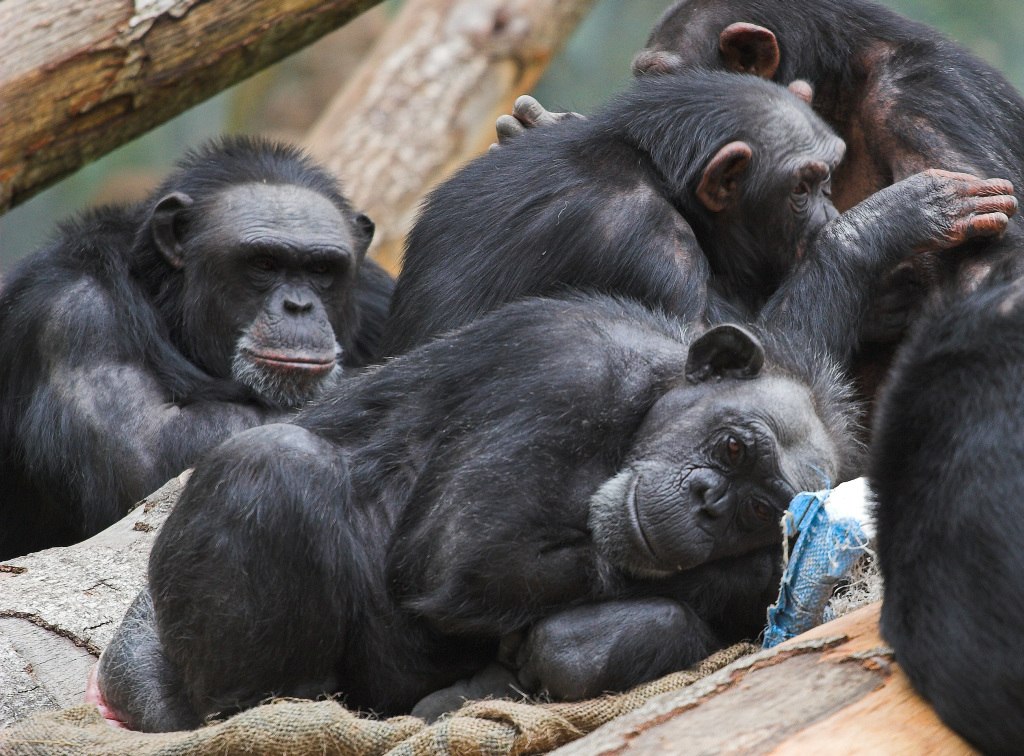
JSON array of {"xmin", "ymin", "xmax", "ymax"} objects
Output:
[{"xmin": 244, "ymin": 350, "xmax": 336, "ymax": 375}]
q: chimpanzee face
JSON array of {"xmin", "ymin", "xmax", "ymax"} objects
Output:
[
  {"xmin": 151, "ymin": 182, "xmax": 372, "ymax": 408},
  {"xmin": 693, "ymin": 88, "xmax": 845, "ymax": 300},
  {"xmin": 589, "ymin": 326, "xmax": 840, "ymax": 579}
]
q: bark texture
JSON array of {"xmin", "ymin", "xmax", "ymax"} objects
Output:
[
  {"xmin": 0, "ymin": 474, "xmax": 187, "ymax": 728},
  {"xmin": 304, "ymin": 0, "xmax": 598, "ymax": 274},
  {"xmin": 0, "ymin": 0, "xmax": 382, "ymax": 212}
]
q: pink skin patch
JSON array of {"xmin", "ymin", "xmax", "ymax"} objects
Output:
[{"xmin": 85, "ymin": 663, "xmax": 129, "ymax": 729}]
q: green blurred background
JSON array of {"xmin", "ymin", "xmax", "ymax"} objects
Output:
[{"xmin": 1, "ymin": 0, "xmax": 1021, "ymax": 269}]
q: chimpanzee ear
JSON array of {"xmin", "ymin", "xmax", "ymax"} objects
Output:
[
  {"xmin": 151, "ymin": 192, "xmax": 194, "ymax": 270},
  {"xmin": 719, "ymin": 22, "xmax": 780, "ymax": 79},
  {"xmin": 351, "ymin": 212, "xmax": 375, "ymax": 261},
  {"xmin": 696, "ymin": 141, "xmax": 752, "ymax": 213},
  {"xmin": 685, "ymin": 324, "xmax": 765, "ymax": 383},
  {"xmin": 631, "ymin": 49, "xmax": 685, "ymax": 76}
]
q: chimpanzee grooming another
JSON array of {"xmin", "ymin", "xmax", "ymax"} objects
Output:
[
  {"xmin": 871, "ymin": 276, "xmax": 1024, "ymax": 753},
  {"xmin": 97, "ymin": 294, "xmax": 860, "ymax": 731},
  {"xmin": 95, "ymin": 178, "xmax": 1011, "ymax": 730},
  {"xmin": 0, "ymin": 136, "xmax": 393, "ymax": 560},
  {"xmin": 382, "ymin": 70, "xmax": 1015, "ymax": 360},
  {"xmin": 636, "ymin": 0, "xmax": 1024, "ymax": 360},
  {"xmin": 637, "ymin": 0, "xmax": 1024, "ymax": 221}
]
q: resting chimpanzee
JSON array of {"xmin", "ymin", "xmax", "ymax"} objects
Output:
[
  {"xmin": 0, "ymin": 136, "xmax": 393, "ymax": 560},
  {"xmin": 870, "ymin": 276, "xmax": 1024, "ymax": 753},
  {"xmin": 96, "ymin": 294, "xmax": 862, "ymax": 731},
  {"xmin": 381, "ymin": 70, "xmax": 1016, "ymax": 360},
  {"xmin": 96, "ymin": 171, "xmax": 1016, "ymax": 730}
]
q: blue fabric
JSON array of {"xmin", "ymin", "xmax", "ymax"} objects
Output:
[{"xmin": 763, "ymin": 489, "xmax": 871, "ymax": 648}]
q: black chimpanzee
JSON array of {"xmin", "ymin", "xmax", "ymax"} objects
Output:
[
  {"xmin": 381, "ymin": 70, "xmax": 1016, "ymax": 360},
  {"xmin": 94, "ymin": 176, "xmax": 1012, "ymax": 730},
  {"xmin": 96, "ymin": 294, "xmax": 861, "ymax": 731},
  {"xmin": 0, "ymin": 136, "xmax": 393, "ymax": 560},
  {"xmin": 634, "ymin": 0, "xmax": 1024, "ymax": 372},
  {"xmin": 870, "ymin": 276, "xmax": 1024, "ymax": 753}
]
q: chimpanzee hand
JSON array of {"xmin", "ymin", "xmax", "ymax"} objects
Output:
[
  {"xmin": 493, "ymin": 95, "xmax": 583, "ymax": 147},
  {"xmin": 895, "ymin": 169, "xmax": 1017, "ymax": 250},
  {"xmin": 512, "ymin": 599, "xmax": 719, "ymax": 701}
]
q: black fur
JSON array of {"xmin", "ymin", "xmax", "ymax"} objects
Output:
[
  {"xmin": 871, "ymin": 275, "xmax": 1024, "ymax": 754},
  {"xmin": 0, "ymin": 136, "xmax": 393, "ymax": 559},
  {"xmin": 99, "ymin": 294, "xmax": 860, "ymax": 731},
  {"xmin": 642, "ymin": 0, "xmax": 1024, "ymax": 381},
  {"xmin": 382, "ymin": 69, "xmax": 1010, "ymax": 371},
  {"xmin": 382, "ymin": 71, "xmax": 843, "ymax": 357}
]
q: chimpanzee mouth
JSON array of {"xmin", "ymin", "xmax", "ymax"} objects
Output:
[{"xmin": 244, "ymin": 350, "xmax": 337, "ymax": 375}]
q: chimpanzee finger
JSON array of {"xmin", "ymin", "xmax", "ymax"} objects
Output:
[
  {"xmin": 957, "ymin": 212, "xmax": 1010, "ymax": 240},
  {"xmin": 965, "ymin": 178, "xmax": 1016, "ymax": 199},
  {"xmin": 967, "ymin": 194, "xmax": 1019, "ymax": 217},
  {"xmin": 495, "ymin": 115, "xmax": 526, "ymax": 145},
  {"xmin": 513, "ymin": 95, "xmax": 549, "ymax": 127}
]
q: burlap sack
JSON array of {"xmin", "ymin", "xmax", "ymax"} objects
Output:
[{"xmin": 0, "ymin": 643, "xmax": 755, "ymax": 755}]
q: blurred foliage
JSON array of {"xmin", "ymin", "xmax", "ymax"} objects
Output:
[{"xmin": 1, "ymin": 0, "xmax": 1022, "ymax": 267}]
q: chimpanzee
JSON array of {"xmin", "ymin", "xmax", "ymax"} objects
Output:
[
  {"xmin": 96, "ymin": 294, "xmax": 862, "ymax": 731},
  {"xmin": 95, "ymin": 166, "xmax": 1017, "ymax": 730},
  {"xmin": 504, "ymin": 0, "xmax": 1024, "ymax": 377},
  {"xmin": 871, "ymin": 275, "xmax": 1024, "ymax": 753},
  {"xmin": 381, "ymin": 70, "xmax": 1016, "ymax": 361},
  {"xmin": 0, "ymin": 136, "xmax": 393, "ymax": 560}
]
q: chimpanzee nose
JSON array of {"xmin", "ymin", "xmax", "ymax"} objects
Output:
[
  {"xmin": 691, "ymin": 474, "xmax": 732, "ymax": 518},
  {"xmin": 282, "ymin": 287, "xmax": 315, "ymax": 314},
  {"xmin": 284, "ymin": 298, "xmax": 313, "ymax": 314}
]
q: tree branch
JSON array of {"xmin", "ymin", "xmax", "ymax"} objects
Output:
[{"xmin": 0, "ymin": 0, "xmax": 383, "ymax": 213}]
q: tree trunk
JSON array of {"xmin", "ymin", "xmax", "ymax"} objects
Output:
[
  {"xmin": 304, "ymin": 0, "xmax": 598, "ymax": 274},
  {"xmin": 0, "ymin": 0, "xmax": 383, "ymax": 213}
]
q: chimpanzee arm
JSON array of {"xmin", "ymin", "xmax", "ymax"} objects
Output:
[
  {"xmin": 758, "ymin": 170, "xmax": 1017, "ymax": 364},
  {"xmin": 21, "ymin": 280, "xmax": 275, "ymax": 534},
  {"xmin": 388, "ymin": 307, "xmax": 694, "ymax": 635},
  {"xmin": 513, "ymin": 598, "xmax": 722, "ymax": 700}
]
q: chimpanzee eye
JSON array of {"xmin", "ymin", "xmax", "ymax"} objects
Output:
[
  {"xmin": 724, "ymin": 435, "xmax": 745, "ymax": 465},
  {"xmin": 309, "ymin": 261, "xmax": 331, "ymax": 276},
  {"xmin": 752, "ymin": 500, "xmax": 775, "ymax": 522},
  {"xmin": 793, "ymin": 181, "xmax": 810, "ymax": 196},
  {"xmin": 251, "ymin": 255, "xmax": 276, "ymax": 272}
]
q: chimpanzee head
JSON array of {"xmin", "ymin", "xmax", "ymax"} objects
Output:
[
  {"xmin": 140, "ymin": 137, "xmax": 375, "ymax": 409},
  {"xmin": 615, "ymin": 71, "xmax": 845, "ymax": 308},
  {"xmin": 632, "ymin": 0, "xmax": 785, "ymax": 82},
  {"xmin": 589, "ymin": 324, "xmax": 852, "ymax": 578}
]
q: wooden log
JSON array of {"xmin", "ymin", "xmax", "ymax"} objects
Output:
[
  {"xmin": 552, "ymin": 602, "xmax": 976, "ymax": 755},
  {"xmin": 0, "ymin": 474, "xmax": 187, "ymax": 728},
  {"xmin": 0, "ymin": 0, "xmax": 384, "ymax": 213},
  {"xmin": 304, "ymin": 0, "xmax": 598, "ymax": 274}
]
